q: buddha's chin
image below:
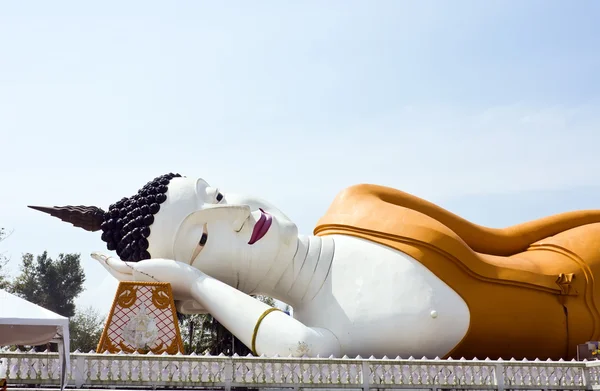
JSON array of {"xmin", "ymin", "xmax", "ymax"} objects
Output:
[
  {"xmin": 279, "ymin": 222, "xmax": 299, "ymax": 246},
  {"xmin": 249, "ymin": 218, "xmax": 298, "ymax": 251}
]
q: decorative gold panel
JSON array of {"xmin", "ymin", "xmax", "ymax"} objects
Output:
[{"xmin": 96, "ymin": 282, "xmax": 184, "ymax": 354}]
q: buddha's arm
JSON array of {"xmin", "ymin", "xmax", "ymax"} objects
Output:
[
  {"xmin": 187, "ymin": 271, "xmax": 340, "ymax": 357},
  {"xmin": 94, "ymin": 253, "xmax": 340, "ymax": 357}
]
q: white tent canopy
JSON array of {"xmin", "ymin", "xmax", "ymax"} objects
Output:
[{"xmin": 0, "ymin": 289, "xmax": 70, "ymax": 390}]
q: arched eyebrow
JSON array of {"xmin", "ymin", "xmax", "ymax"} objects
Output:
[{"xmin": 188, "ymin": 223, "xmax": 208, "ymax": 264}]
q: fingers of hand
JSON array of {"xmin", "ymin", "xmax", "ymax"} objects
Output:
[{"xmin": 91, "ymin": 251, "xmax": 134, "ymax": 281}]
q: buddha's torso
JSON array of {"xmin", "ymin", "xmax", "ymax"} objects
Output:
[
  {"xmin": 294, "ymin": 234, "xmax": 471, "ymax": 359},
  {"xmin": 307, "ymin": 184, "xmax": 600, "ymax": 360}
]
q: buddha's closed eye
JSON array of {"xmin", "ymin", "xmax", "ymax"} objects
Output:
[
  {"xmin": 182, "ymin": 189, "xmax": 223, "ymax": 263},
  {"xmin": 185, "ymin": 190, "xmax": 223, "ymax": 263},
  {"xmin": 188, "ymin": 223, "xmax": 208, "ymax": 264}
]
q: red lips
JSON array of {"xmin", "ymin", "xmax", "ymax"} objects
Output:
[{"xmin": 248, "ymin": 208, "xmax": 273, "ymax": 245}]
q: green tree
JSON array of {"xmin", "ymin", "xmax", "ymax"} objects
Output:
[
  {"xmin": 179, "ymin": 313, "xmax": 216, "ymax": 354},
  {"xmin": 209, "ymin": 316, "xmax": 252, "ymax": 356},
  {"xmin": 12, "ymin": 251, "xmax": 85, "ymax": 318},
  {"xmin": 256, "ymin": 295, "xmax": 276, "ymax": 307},
  {"xmin": 69, "ymin": 306, "xmax": 105, "ymax": 352},
  {"xmin": 0, "ymin": 228, "xmax": 11, "ymax": 290}
]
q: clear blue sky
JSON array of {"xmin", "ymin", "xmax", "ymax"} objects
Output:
[{"xmin": 1, "ymin": 1, "xmax": 599, "ymax": 316}]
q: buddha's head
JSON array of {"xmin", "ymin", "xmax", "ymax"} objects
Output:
[{"xmin": 29, "ymin": 173, "xmax": 299, "ymax": 286}]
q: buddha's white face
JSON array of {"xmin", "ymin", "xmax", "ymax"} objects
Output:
[{"xmin": 146, "ymin": 177, "xmax": 299, "ymax": 289}]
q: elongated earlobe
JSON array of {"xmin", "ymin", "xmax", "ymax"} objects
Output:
[{"xmin": 196, "ymin": 178, "xmax": 210, "ymax": 197}]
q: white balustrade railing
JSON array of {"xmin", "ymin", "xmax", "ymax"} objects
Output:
[{"xmin": 1, "ymin": 350, "xmax": 598, "ymax": 390}]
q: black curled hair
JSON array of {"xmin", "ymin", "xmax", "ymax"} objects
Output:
[{"xmin": 99, "ymin": 173, "xmax": 183, "ymax": 262}]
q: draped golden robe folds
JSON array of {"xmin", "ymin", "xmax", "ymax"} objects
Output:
[{"xmin": 314, "ymin": 184, "xmax": 600, "ymax": 361}]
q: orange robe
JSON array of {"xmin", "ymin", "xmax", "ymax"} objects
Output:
[{"xmin": 314, "ymin": 184, "xmax": 600, "ymax": 360}]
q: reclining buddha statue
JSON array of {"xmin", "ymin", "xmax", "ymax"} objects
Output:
[{"xmin": 29, "ymin": 173, "xmax": 600, "ymax": 360}]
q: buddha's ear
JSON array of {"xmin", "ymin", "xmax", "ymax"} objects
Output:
[
  {"xmin": 196, "ymin": 178, "xmax": 210, "ymax": 197},
  {"xmin": 172, "ymin": 204, "xmax": 251, "ymax": 262}
]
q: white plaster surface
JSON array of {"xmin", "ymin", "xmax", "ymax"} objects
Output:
[
  {"xmin": 93, "ymin": 177, "xmax": 471, "ymax": 359},
  {"xmin": 296, "ymin": 235, "xmax": 470, "ymax": 359}
]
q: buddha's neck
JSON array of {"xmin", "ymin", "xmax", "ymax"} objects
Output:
[{"xmin": 248, "ymin": 235, "xmax": 335, "ymax": 309}]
